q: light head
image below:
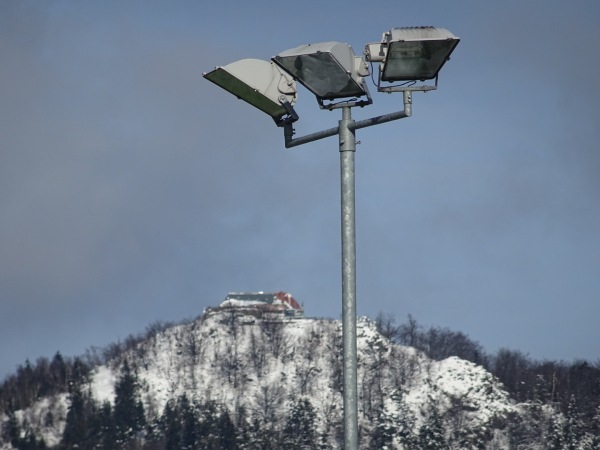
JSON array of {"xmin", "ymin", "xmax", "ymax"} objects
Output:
[
  {"xmin": 203, "ymin": 58, "xmax": 298, "ymax": 125},
  {"xmin": 365, "ymin": 27, "xmax": 459, "ymax": 91},
  {"xmin": 273, "ymin": 41, "xmax": 371, "ymax": 109}
]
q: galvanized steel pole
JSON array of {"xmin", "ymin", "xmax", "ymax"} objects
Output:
[
  {"xmin": 339, "ymin": 106, "xmax": 358, "ymax": 450},
  {"xmin": 282, "ymin": 93, "xmax": 412, "ymax": 449}
]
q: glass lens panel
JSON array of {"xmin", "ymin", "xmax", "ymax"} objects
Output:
[
  {"xmin": 381, "ymin": 40, "xmax": 457, "ymax": 81},
  {"xmin": 275, "ymin": 53, "xmax": 365, "ymax": 100}
]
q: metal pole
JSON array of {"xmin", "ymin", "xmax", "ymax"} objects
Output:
[
  {"xmin": 281, "ymin": 94, "xmax": 413, "ymax": 449},
  {"xmin": 339, "ymin": 106, "xmax": 358, "ymax": 450}
]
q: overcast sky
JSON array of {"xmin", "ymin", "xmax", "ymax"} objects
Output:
[{"xmin": 2, "ymin": 0, "xmax": 599, "ymax": 380}]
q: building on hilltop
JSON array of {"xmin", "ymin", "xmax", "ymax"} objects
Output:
[{"xmin": 206, "ymin": 291, "xmax": 304, "ymax": 317}]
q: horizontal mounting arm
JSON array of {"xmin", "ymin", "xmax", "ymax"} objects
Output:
[{"xmin": 283, "ymin": 91, "xmax": 412, "ymax": 149}]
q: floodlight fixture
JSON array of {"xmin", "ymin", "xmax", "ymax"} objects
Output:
[
  {"xmin": 273, "ymin": 42, "xmax": 372, "ymax": 109},
  {"xmin": 365, "ymin": 27, "xmax": 459, "ymax": 92},
  {"xmin": 203, "ymin": 58, "xmax": 298, "ymax": 125}
]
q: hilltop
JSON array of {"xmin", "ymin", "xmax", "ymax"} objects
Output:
[{"xmin": 1, "ymin": 300, "xmax": 599, "ymax": 449}]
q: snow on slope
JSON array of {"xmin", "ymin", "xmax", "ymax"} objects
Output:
[
  {"xmin": 405, "ymin": 356, "xmax": 514, "ymax": 428},
  {"xmin": 3, "ymin": 310, "xmax": 517, "ymax": 448}
]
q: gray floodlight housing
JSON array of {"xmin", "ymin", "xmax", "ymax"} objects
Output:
[
  {"xmin": 365, "ymin": 27, "xmax": 459, "ymax": 91},
  {"xmin": 273, "ymin": 42, "xmax": 371, "ymax": 109},
  {"xmin": 203, "ymin": 58, "xmax": 298, "ymax": 125}
]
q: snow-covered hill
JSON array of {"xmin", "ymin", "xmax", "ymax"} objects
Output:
[{"xmin": 2, "ymin": 309, "xmax": 525, "ymax": 449}]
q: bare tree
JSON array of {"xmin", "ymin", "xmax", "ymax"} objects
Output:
[
  {"xmin": 317, "ymin": 321, "xmax": 344, "ymax": 393},
  {"xmin": 260, "ymin": 318, "xmax": 286, "ymax": 359},
  {"xmin": 181, "ymin": 321, "xmax": 205, "ymax": 390},
  {"xmin": 398, "ymin": 314, "xmax": 421, "ymax": 347},
  {"xmin": 375, "ymin": 312, "xmax": 401, "ymax": 342},
  {"xmin": 248, "ymin": 330, "xmax": 267, "ymax": 377},
  {"xmin": 255, "ymin": 384, "xmax": 284, "ymax": 424}
]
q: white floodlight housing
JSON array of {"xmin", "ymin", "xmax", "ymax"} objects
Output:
[
  {"xmin": 273, "ymin": 42, "xmax": 371, "ymax": 109},
  {"xmin": 203, "ymin": 59, "xmax": 298, "ymax": 124},
  {"xmin": 365, "ymin": 27, "xmax": 459, "ymax": 90}
]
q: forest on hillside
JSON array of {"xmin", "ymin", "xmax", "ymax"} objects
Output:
[
  {"xmin": 374, "ymin": 314, "xmax": 600, "ymax": 418},
  {"xmin": 1, "ymin": 313, "xmax": 599, "ymax": 449}
]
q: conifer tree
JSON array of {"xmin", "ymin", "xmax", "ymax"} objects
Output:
[
  {"xmin": 370, "ymin": 405, "xmax": 396, "ymax": 449},
  {"xmin": 282, "ymin": 397, "xmax": 317, "ymax": 449},
  {"xmin": 95, "ymin": 400, "xmax": 117, "ymax": 450},
  {"xmin": 179, "ymin": 394, "xmax": 198, "ymax": 450},
  {"xmin": 389, "ymin": 390, "xmax": 416, "ymax": 448},
  {"xmin": 417, "ymin": 403, "xmax": 446, "ymax": 450},
  {"xmin": 235, "ymin": 406, "xmax": 255, "ymax": 450},
  {"xmin": 562, "ymin": 395, "xmax": 586, "ymax": 450},
  {"xmin": 3, "ymin": 410, "xmax": 22, "ymax": 449},
  {"xmin": 216, "ymin": 409, "xmax": 237, "ymax": 450},
  {"xmin": 547, "ymin": 412, "xmax": 566, "ymax": 450},
  {"xmin": 63, "ymin": 365, "xmax": 88, "ymax": 449},
  {"xmin": 240, "ymin": 417, "xmax": 278, "ymax": 450},
  {"xmin": 113, "ymin": 360, "xmax": 146, "ymax": 448},
  {"xmin": 62, "ymin": 382, "xmax": 97, "ymax": 449},
  {"xmin": 161, "ymin": 400, "xmax": 182, "ymax": 450}
]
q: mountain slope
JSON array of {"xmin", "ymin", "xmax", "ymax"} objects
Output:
[{"xmin": 2, "ymin": 309, "xmax": 525, "ymax": 449}]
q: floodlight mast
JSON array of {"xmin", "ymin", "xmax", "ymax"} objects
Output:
[
  {"xmin": 279, "ymin": 90, "xmax": 413, "ymax": 450},
  {"xmin": 202, "ymin": 29, "xmax": 458, "ymax": 450}
]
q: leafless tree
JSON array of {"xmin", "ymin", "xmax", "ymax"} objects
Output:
[
  {"xmin": 375, "ymin": 312, "xmax": 401, "ymax": 342},
  {"xmin": 255, "ymin": 384, "xmax": 284, "ymax": 424},
  {"xmin": 260, "ymin": 318, "xmax": 286, "ymax": 359},
  {"xmin": 359, "ymin": 332, "xmax": 391, "ymax": 420},
  {"xmin": 248, "ymin": 330, "xmax": 267, "ymax": 377},
  {"xmin": 398, "ymin": 314, "xmax": 421, "ymax": 347},
  {"xmin": 326, "ymin": 324, "xmax": 343, "ymax": 392}
]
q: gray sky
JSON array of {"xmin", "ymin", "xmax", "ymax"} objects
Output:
[{"xmin": 2, "ymin": 0, "xmax": 599, "ymax": 379}]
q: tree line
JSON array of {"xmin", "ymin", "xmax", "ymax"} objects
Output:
[
  {"xmin": 0, "ymin": 320, "xmax": 179, "ymax": 414},
  {"xmin": 2, "ymin": 359, "xmax": 325, "ymax": 450},
  {"xmin": 1, "ymin": 312, "xmax": 599, "ymax": 449},
  {"xmin": 375, "ymin": 313, "xmax": 600, "ymax": 444}
]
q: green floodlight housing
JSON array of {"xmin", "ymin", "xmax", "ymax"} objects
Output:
[
  {"xmin": 203, "ymin": 58, "xmax": 298, "ymax": 125},
  {"xmin": 273, "ymin": 41, "xmax": 372, "ymax": 109},
  {"xmin": 365, "ymin": 27, "xmax": 459, "ymax": 91}
]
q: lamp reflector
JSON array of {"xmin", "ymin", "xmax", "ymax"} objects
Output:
[{"xmin": 203, "ymin": 59, "xmax": 296, "ymax": 120}]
